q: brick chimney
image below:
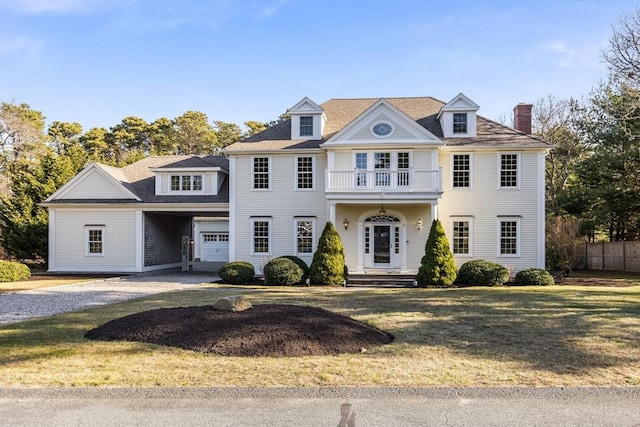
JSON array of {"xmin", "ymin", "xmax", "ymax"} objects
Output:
[{"xmin": 513, "ymin": 103, "xmax": 533, "ymax": 134}]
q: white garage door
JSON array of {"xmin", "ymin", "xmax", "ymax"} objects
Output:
[{"xmin": 201, "ymin": 233, "xmax": 229, "ymax": 262}]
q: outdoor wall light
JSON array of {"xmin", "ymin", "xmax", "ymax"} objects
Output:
[
  {"xmin": 416, "ymin": 218, "xmax": 423, "ymax": 231},
  {"xmin": 343, "ymin": 218, "xmax": 349, "ymax": 230}
]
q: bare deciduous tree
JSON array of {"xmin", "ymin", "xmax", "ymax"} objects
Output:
[{"xmin": 602, "ymin": 7, "xmax": 640, "ymax": 86}]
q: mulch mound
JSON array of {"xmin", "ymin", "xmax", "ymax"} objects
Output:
[{"xmin": 84, "ymin": 304, "xmax": 393, "ymax": 357}]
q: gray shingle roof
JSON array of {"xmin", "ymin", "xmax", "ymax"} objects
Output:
[
  {"xmin": 226, "ymin": 96, "xmax": 550, "ymax": 152},
  {"xmin": 51, "ymin": 156, "xmax": 229, "ymax": 205}
]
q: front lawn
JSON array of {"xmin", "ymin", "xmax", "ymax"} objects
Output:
[{"xmin": 1, "ymin": 284, "xmax": 638, "ymax": 387}]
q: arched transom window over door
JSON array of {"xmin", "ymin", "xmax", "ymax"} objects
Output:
[{"xmin": 364, "ymin": 215, "xmax": 401, "ymax": 267}]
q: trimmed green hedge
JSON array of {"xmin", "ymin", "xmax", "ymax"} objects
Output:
[
  {"xmin": 515, "ymin": 268, "xmax": 555, "ymax": 286},
  {"xmin": 0, "ymin": 260, "xmax": 31, "ymax": 282},
  {"xmin": 219, "ymin": 261, "xmax": 255, "ymax": 284},
  {"xmin": 456, "ymin": 260, "xmax": 508, "ymax": 286},
  {"xmin": 264, "ymin": 257, "xmax": 304, "ymax": 286},
  {"xmin": 279, "ymin": 255, "xmax": 310, "ymax": 282}
]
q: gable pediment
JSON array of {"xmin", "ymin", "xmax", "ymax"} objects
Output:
[
  {"xmin": 439, "ymin": 93, "xmax": 480, "ymax": 114},
  {"xmin": 45, "ymin": 163, "xmax": 140, "ymax": 202},
  {"xmin": 289, "ymin": 96, "xmax": 323, "ymax": 114},
  {"xmin": 322, "ymin": 99, "xmax": 442, "ymax": 147}
]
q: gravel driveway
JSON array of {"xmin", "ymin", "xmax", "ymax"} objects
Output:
[{"xmin": 0, "ymin": 271, "xmax": 219, "ymax": 325}]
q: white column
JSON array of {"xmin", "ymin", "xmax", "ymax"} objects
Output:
[
  {"xmin": 48, "ymin": 209, "xmax": 56, "ymax": 272},
  {"xmin": 228, "ymin": 156, "xmax": 236, "ymax": 261},
  {"xmin": 329, "ymin": 202, "xmax": 336, "ymax": 225},
  {"xmin": 135, "ymin": 210, "xmax": 143, "ymax": 272},
  {"xmin": 537, "ymin": 152, "xmax": 546, "ymax": 268}
]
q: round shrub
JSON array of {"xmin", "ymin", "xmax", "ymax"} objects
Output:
[
  {"xmin": 279, "ymin": 255, "xmax": 310, "ymax": 282},
  {"xmin": 456, "ymin": 260, "xmax": 509, "ymax": 286},
  {"xmin": 219, "ymin": 261, "xmax": 255, "ymax": 284},
  {"xmin": 515, "ymin": 268, "xmax": 555, "ymax": 286},
  {"xmin": 0, "ymin": 260, "xmax": 31, "ymax": 282},
  {"xmin": 264, "ymin": 257, "xmax": 304, "ymax": 286}
]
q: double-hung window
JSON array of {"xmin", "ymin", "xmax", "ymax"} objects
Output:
[
  {"xmin": 299, "ymin": 116, "xmax": 313, "ymax": 136},
  {"xmin": 452, "ymin": 220, "xmax": 471, "ymax": 255},
  {"xmin": 453, "ymin": 113, "xmax": 467, "ymax": 133},
  {"xmin": 252, "ymin": 219, "xmax": 270, "ymax": 254},
  {"xmin": 253, "ymin": 157, "xmax": 270, "ymax": 190},
  {"xmin": 86, "ymin": 227, "xmax": 104, "ymax": 256},
  {"xmin": 499, "ymin": 218, "xmax": 520, "ymax": 256},
  {"xmin": 295, "ymin": 219, "xmax": 314, "ymax": 255},
  {"xmin": 500, "ymin": 153, "xmax": 519, "ymax": 188},
  {"xmin": 296, "ymin": 156, "xmax": 314, "ymax": 190},
  {"xmin": 452, "ymin": 154, "xmax": 471, "ymax": 188}
]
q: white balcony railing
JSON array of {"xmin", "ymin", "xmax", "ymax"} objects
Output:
[{"xmin": 326, "ymin": 169, "xmax": 442, "ymax": 192}]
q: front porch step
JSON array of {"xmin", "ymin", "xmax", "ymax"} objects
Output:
[{"xmin": 347, "ymin": 273, "xmax": 417, "ymax": 288}]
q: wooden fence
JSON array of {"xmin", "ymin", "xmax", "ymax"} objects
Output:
[{"xmin": 579, "ymin": 241, "xmax": 640, "ymax": 272}]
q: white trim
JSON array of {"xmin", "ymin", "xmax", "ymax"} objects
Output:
[
  {"xmin": 135, "ymin": 210, "xmax": 143, "ymax": 271},
  {"xmin": 85, "ymin": 226, "xmax": 105, "ymax": 257},
  {"xmin": 451, "ymin": 152, "xmax": 473, "ymax": 190},
  {"xmin": 357, "ymin": 208, "xmax": 407, "ymax": 271},
  {"xmin": 450, "ymin": 217, "xmax": 474, "ymax": 257},
  {"xmin": 48, "ymin": 210, "xmax": 56, "ymax": 271},
  {"xmin": 497, "ymin": 217, "xmax": 521, "ymax": 257},
  {"xmin": 251, "ymin": 156, "xmax": 271, "ymax": 191},
  {"xmin": 497, "ymin": 152, "xmax": 521, "ymax": 190},
  {"xmin": 251, "ymin": 218, "xmax": 271, "ymax": 255},
  {"xmin": 168, "ymin": 174, "xmax": 205, "ymax": 194},
  {"xmin": 294, "ymin": 154, "xmax": 316, "ymax": 191},
  {"xmin": 229, "ymin": 156, "xmax": 236, "ymax": 261},
  {"xmin": 537, "ymin": 152, "xmax": 547, "ymax": 268},
  {"xmin": 370, "ymin": 121, "xmax": 395, "ymax": 138},
  {"xmin": 293, "ymin": 217, "xmax": 316, "ymax": 256}
]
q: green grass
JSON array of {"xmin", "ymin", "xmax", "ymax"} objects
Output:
[{"xmin": 1, "ymin": 284, "xmax": 638, "ymax": 387}]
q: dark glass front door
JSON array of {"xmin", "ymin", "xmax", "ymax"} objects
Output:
[{"xmin": 373, "ymin": 225, "xmax": 391, "ymax": 264}]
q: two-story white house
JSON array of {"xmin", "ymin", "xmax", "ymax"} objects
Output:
[{"xmin": 44, "ymin": 93, "xmax": 550, "ymax": 276}]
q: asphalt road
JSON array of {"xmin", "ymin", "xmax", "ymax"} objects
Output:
[{"xmin": 1, "ymin": 387, "xmax": 638, "ymax": 426}]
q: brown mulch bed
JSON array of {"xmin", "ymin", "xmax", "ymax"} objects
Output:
[{"xmin": 85, "ymin": 304, "xmax": 393, "ymax": 357}]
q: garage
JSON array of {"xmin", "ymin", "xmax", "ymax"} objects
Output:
[{"xmin": 200, "ymin": 232, "xmax": 229, "ymax": 262}]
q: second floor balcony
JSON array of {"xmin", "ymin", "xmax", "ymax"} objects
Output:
[{"xmin": 326, "ymin": 169, "xmax": 442, "ymax": 194}]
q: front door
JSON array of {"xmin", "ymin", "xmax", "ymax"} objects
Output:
[
  {"xmin": 363, "ymin": 215, "xmax": 402, "ymax": 270},
  {"xmin": 373, "ymin": 225, "xmax": 391, "ymax": 265}
]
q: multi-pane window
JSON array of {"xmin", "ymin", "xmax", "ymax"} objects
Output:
[
  {"xmin": 170, "ymin": 175, "xmax": 203, "ymax": 191},
  {"xmin": 299, "ymin": 116, "xmax": 313, "ymax": 136},
  {"xmin": 253, "ymin": 157, "xmax": 270, "ymax": 190},
  {"xmin": 87, "ymin": 228, "xmax": 103, "ymax": 255},
  {"xmin": 296, "ymin": 156, "xmax": 313, "ymax": 190},
  {"xmin": 452, "ymin": 221, "xmax": 470, "ymax": 254},
  {"xmin": 453, "ymin": 113, "xmax": 467, "ymax": 133},
  {"xmin": 500, "ymin": 220, "xmax": 518, "ymax": 255},
  {"xmin": 453, "ymin": 154, "xmax": 470, "ymax": 188},
  {"xmin": 253, "ymin": 220, "xmax": 270, "ymax": 254},
  {"xmin": 500, "ymin": 154, "xmax": 518, "ymax": 188},
  {"xmin": 374, "ymin": 152, "xmax": 391, "ymax": 186},
  {"xmin": 355, "ymin": 153, "xmax": 368, "ymax": 187},
  {"xmin": 397, "ymin": 152, "xmax": 410, "ymax": 187},
  {"xmin": 296, "ymin": 220, "xmax": 313, "ymax": 254}
]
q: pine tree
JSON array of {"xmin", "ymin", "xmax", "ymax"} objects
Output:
[
  {"xmin": 309, "ymin": 221, "xmax": 347, "ymax": 285},
  {"xmin": 416, "ymin": 219, "xmax": 457, "ymax": 287}
]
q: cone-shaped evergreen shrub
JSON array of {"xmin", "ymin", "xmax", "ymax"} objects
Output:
[
  {"xmin": 416, "ymin": 219, "xmax": 457, "ymax": 287},
  {"xmin": 309, "ymin": 221, "xmax": 347, "ymax": 285}
]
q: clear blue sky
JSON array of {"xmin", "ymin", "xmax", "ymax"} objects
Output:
[{"xmin": 0, "ymin": 0, "xmax": 637, "ymax": 132}]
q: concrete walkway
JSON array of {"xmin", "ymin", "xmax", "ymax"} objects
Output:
[{"xmin": 0, "ymin": 271, "xmax": 219, "ymax": 324}]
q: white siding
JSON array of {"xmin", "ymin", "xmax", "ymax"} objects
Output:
[
  {"xmin": 438, "ymin": 150, "xmax": 544, "ymax": 273},
  {"xmin": 231, "ymin": 153, "xmax": 328, "ymax": 272},
  {"xmin": 61, "ymin": 171, "xmax": 130, "ymax": 199},
  {"xmin": 49, "ymin": 208, "xmax": 139, "ymax": 272}
]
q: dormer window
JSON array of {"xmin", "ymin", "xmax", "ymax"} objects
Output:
[
  {"xmin": 170, "ymin": 174, "xmax": 203, "ymax": 192},
  {"xmin": 300, "ymin": 116, "xmax": 313, "ymax": 136},
  {"xmin": 453, "ymin": 113, "xmax": 467, "ymax": 134}
]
